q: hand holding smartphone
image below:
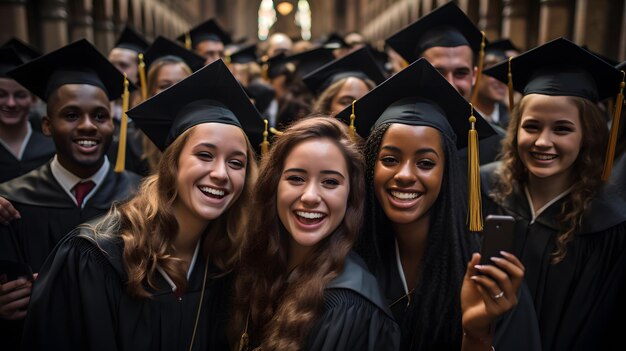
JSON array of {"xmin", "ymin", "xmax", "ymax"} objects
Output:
[{"xmin": 479, "ymin": 215, "xmax": 515, "ymax": 265}]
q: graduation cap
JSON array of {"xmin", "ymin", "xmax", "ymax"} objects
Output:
[
  {"xmin": 321, "ymin": 33, "xmax": 348, "ymax": 50},
  {"xmin": 244, "ymin": 80, "xmax": 276, "ymax": 114},
  {"xmin": 1, "ymin": 37, "xmax": 41, "ymax": 63},
  {"xmin": 582, "ymin": 45, "xmax": 619, "ymax": 67},
  {"xmin": 483, "ymin": 37, "xmax": 625, "ymax": 180},
  {"xmin": 263, "ymin": 48, "xmax": 336, "ymax": 81},
  {"xmin": 176, "ymin": 18, "xmax": 232, "ymax": 50},
  {"xmin": 0, "ymin": 47, "xmax": 26, "ymax": 77},
  {"xmin": 485, "ymin": 38, "xmax": 520, "ymax": 59},
  {"xmin": 144, "ymin": 36, "xmax": 206, "ymax": 72},
  {"xmin": 114, "ymin": 26, "xmax": 150, "ymax": 53},
  {"xmin": 127, "ymin": 59, "xmax": 265, "ymax": 153},
  {"xmin": 7, "ymin": 38, "xmax": 130, "ymax": 102},
  {"xmin": 227, "ymin": 44, "xmax": 258, "ymax": 64},
  {"xmin": 302, "ymin": 47, "xmax": 386, "ymax": 96},
  {"xmin": 618, "ymin": 61, "xmax": 626, "ymax": 71},
  {"xmin": 386, "ymin": 1, "xmax": 485, "ymax": 64},
  {"xmin": 336, "ymin": 58, "xmax": 495, "ymax": 231}
]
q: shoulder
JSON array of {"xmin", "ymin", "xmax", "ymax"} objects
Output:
[
  {"xmin": 582, "ymin": 184, "xmax": 626, "ymax": 234},
  {"xmin": 0, "ymin": 162, "xmax": 69, "ymax": 206},
  {"xmin": 326, "ymin": 251, "xmax": 393, "ymax": 318}
]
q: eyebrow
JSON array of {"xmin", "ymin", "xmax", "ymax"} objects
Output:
[
  {"xmin": 284, "ymin": 168, "xmax": 346, "ymax": 179},
  {"xmin": 196, "ymin": 142, "xmax": 247, "ymax": 157},
  {"xmin": 380, "ymin": 145, "xmax": 440, "ymax": 157}
]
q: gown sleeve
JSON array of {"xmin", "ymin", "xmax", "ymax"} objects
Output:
[
  {"xmin": 21, "ymin": 231, "xmax": 124, "ymax": 351},
  {"xmin": 305, "ymin": 288, "xmax": 401, "ymax": 351}
]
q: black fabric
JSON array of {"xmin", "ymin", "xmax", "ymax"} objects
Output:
[
  {"xmin": 21, "ymin": 221, "xmax": 231, "ymax": 350},
  {"xmin": 0, "ymin": 46, "xmax": 25, "ymax": 76},
  {"xmin": 304, "ymin": 252, "xmax": 401, "ymax": 350},
  {"xmin": 0, "ymin": 37, "xmax": 41, "ymax": 63},
  {"xmin": 0, "ymin": 129, "xmax": 55, "ymax": 183},
  {"xmin": 611, "ymin": 152, "xmax": 626, "ymax": 201},
  {"xmin": 114, "ymin": 25, "xmax": 149, "ymax": 53},
  {"xmin": 481, "ymin": 161, "xmax": 626, "ymax": 351},
  {"xmin": 144, "ymin": 36, "xmax": 205, "ymax": 72},
  {"xmin": 227, "ymin": 44, "xmax": 257, "ymax": 64},
  {"xmin": 176, "ymin": 18, "xmax": 231, "ymax": 47}
]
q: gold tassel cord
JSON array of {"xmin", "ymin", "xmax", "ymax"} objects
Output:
[
  {"xmin": 601, "ymin": 70, "xmax": 625, "ymax": 181},
  {"xmin": 261, "ymin": 119, "xmax": 270, "ymax": 156},
  {"xmin": 467, "ymin": 104, "xmax": 483, "ymax": 232},
  {"xmin": 470, "ymin": 31, "xmax": 486, "ymax": 106},
  {"xmin": 269, "ymin": 127, "xmax": 283, "ymax": 136},
  {"xmin": 138, "ymin": 53, "xmax": 148, "ymax": 101},
  {"xmin": 184, "ymin": 32, "xmax": 192, "ymax": 50},
  {"xmin": 349, "ymin": 100, "xmax": 357, "ymax": 140},
  {"xmin": 507, "ymin": 57, "xmax": 515, "ymax": 115},
  {"xmin": 114, "ymin": 75, "xmax": 130, "ymax": 173}
]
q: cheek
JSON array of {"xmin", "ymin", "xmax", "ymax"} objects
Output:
[{"xmin": 229, "ymin": 169, "xmax": 248, "ymax": 197}]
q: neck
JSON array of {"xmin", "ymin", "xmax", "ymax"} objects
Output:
[
  {"xmin": 474, "ymin": 95, "xmax": 496, "ymax": 117},
  {"xmin": 173, "ymin": 202, "xmax": 209, "ymax": 264},
  {"xmin": 287, "ymin": 240, "xmax": 314, "ymax": 272},
  {"xmin": 393, "ymin": 215, "xmax": 430, "ymax": 289},
  {"xmin": 527, "ymin": 171, "xmax": 573, "ymax": 211}
]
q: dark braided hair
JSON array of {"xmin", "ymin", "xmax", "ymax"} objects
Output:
[{"xmin": 356, "ymin": 122, "xmax": 480, "ymax": 350}]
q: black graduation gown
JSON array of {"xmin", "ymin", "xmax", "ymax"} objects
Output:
[
  {"xmin": 0, "ymin": 162, "xmax": 140, "ymax": 351},
  {"xmin": 304, "ymin": 252, "xmax": 401, "ymax": 351},
  {"xmin": 21, "ymin": 221, "xmax": 231, "ymax": 351},
  {"xmin": 0, "ymin": 129, "xmax": 55, "ymax": 183},
  {"xmin": 374, "ymin": 246, "xmax": 541, "ymax": 351},
  {"xmin": 610, "ymin": 152, "xmax": 626, "ymax": 201},
  {"xmin": 481, "ymin": 161, "xmax": 626, "ymax": 351}
]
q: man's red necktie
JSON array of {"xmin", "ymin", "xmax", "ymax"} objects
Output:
[{"xmin": 73, "ymin": 180, "xmax": 95, "ymax": 208}]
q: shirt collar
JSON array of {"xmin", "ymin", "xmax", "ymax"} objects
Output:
[
  {"xmin": 0, "ymin": 123, "xmax": 32, "ymax": 160},
  {"xmin": 50, "ymin": 155, "xmax": 110, "ymax": 207}
]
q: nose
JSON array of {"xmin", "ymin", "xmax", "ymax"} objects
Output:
[
  {"xmin": 77, "ymin": 115, "xmax": 97, "ymax": 132},
  {"xmin": 5, "ymin": 95, "xmax": 16, "ymax": 107},
  {"xmin": 534, "ymin": 128, "xmax": 553, "ymax": 148},
  {"xmin": 209, "ymin": 159, "xmax": 228, "ymax": 183},
  {"xmin": 300, "ymin": 181, "xmax": 321, "ymax": 206},
  {"xmin": 394, "ymin": 160, "xmax": 417, "ymax": 185}
]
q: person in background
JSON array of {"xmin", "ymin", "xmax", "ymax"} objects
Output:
[
  {"xmin": 482, "ymin": 37, "xmax": 626, "ymax": 351},
  {"xmin": 231, "ymin": 116, "xmax": 400, "ymax": 350},
  {"xmin": 21, "ymin": 59, "xmax": 264, "ymax": 351},
  {"xmin": 0, "ymin": 39, "xmax": 141, "ymax": 351},
  {"xmin": 178, "ymin": 18, "xmax": 232, "ymax": 65}
]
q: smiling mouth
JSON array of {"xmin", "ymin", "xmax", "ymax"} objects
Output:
[
  {"xmin": 295, "ymin": 211, "xmax": 326, "ymax": 225},
  {"xmin": 390, "ymin": 190, "xmax": 422, "ymax": 201},
  {"xmin": 530, "ymin": 152, "xmax": 557, "ymax": 160},
  {"xmin": 75, "ymin": 139, "xmax": 99, "ymax": 147},
  {"xmin": 199, "ymin": 186, "xmax": 227, "ymax": 199}
]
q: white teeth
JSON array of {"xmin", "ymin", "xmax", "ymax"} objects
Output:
[
  {"xmin": 199, "ymin": 186, "xmax": 225, "ymax": 196},
  {"xmin": 77, "ymin": 140, "xmax": 97, "ymax": 147},
  {"xmin": 296, "ymin": 211, "xmax": 324, "ymax": 219},
  {"xmin": 531, "ymin": 153, "xmax": 557, "ymax": 160},
  {"xmin": 391, "ymin": 191, "xmax": 419, "ymax": 200}
]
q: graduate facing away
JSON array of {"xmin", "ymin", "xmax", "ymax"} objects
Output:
[
  {"xmin": 21, "ymin": 59, "xmax": 264, "ymax": 351},
  {"xmin": 231, "ymin": 116, "xmax": 401, "ymax": 351}
]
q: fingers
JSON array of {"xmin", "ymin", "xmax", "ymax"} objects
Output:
[
  {"xmin": 0, "ymin": 279, "xmax": 32, "ymax": 320},
  {"xmin": 0, "ymin": 197, "xmax": 20, "ymax": 225}
]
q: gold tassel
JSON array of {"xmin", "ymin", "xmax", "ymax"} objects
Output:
[
  {"xmin": 601, "ymin": 70, "xmax": 625, "ymax": 181},
  {"xmin": 261, "ymin": 119, "xmax": 270, "ymax": 156},
  {"xmin": 507, "ymin": 57, "xmax": 515, "ymax": 114},
  {"xmin": 269, "ymin": 127, "xmax": 284, "ymax": 136},
  {"xmin": 467, "ymin": 104, "xmax": 483, "ymax": 232},
  {"xmin": 138, "ymin": 53, "xmax": 148, "ymax": 101},
  {"xmin": 114, "ymin": 75, "xmax": 130, "ymax": 173},
  {"xmin": 349, "ymin": 100, "xmax": 357, "ymax": 140},
  {"xmin": 184, "ymin": 32, "xmax": 192, "ymax": 50},
  {"xmin": 470, "ymin": 31, "xmax": 486, "ymax": 106}
]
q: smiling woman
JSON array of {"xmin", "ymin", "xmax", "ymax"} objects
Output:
[{"xmin": 231, "ymin": 116, "xmax": 400, "ymax": 351}]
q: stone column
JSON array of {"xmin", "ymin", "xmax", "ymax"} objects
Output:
[
  {"xmin": 69, "ymin": 0, "xmax": 94, "ymax": 43},
  {"xmin": 93, "ymin": 0, "xmax": 114, "ymax": 52},
  {"xmin": 0, "ymin": 0, "xmax": 29, "ymax": 44},
  {"xmin": 479, "ymin": 0, "xmax": 502, "ymax": 40},
  {"xmin": 502, "ymin": 0, "xmax": 528, "ymax": 51},
  {"xmin": 538, "ymin": 0, "xmax": 572, "ymax": 44},
  {"xmin": 40, "ymin": 0, "xmax": 70, "ymax": 51}
]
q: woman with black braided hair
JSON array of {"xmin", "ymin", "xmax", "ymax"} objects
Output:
[{"xmin": 337, "ymin": 58, "xmax": 540, "ymax": 351}]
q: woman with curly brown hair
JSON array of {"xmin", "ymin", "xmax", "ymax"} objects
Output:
[
  {"xmin": 21, "ymin": 60, "xmax": 264, "ymax": 350},
  {"xmin": 481, "ymin": 38, "xmax": 626, "ymax": 351},
  {"xmin": 230, "ymin": 116, "xmax": 400, "ymax": 351}
]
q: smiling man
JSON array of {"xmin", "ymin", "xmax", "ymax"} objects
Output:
[{"xmin": 0, "ymin": 39, "xmax": 140, "ymax": 351}]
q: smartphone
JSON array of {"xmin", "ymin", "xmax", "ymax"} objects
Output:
[
  {"xmin": 0, "ymin": 260, "xmax": 34, "ymax": 283},
  {"xmin": 479, "ymin": 215, "xmax": 515, "ymax": 265}
]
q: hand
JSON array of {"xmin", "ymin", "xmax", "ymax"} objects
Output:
[
  {"xmin": 0, "ymin": 196, "xmax": 20, "ymax": 225},
  {"xmin": 0, "ymin": 277, "xmax": 32, "ymax": 320},
  {"xmin": 461, "ymin": 251, "xmax": 525, "ymax": 337}
]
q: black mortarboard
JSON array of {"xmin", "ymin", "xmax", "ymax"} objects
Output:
[
  {"xmin": 1, "ymin": 37, "xmax": 41, "ymax": 62},
  {"xmin": 302, "ymin": 47, "xmax": 386, "ymax": 96},
  {"xmin": 483, "ymin": 37, "xmax": 622, "ymax": 103},
  {"xmin": 114, "ymin": 26, "xmax": 150, "ymax": 53},
  {"xmin": 228, "ymin": 44, "xmax": 258, "ymax": 64},
  {"xmin": 335, "ymin": 58, "xmax": 496, "ymax": 148},
  {"xmin": 264, "ymin": 48, "xmax": 336, "ymax": 80},
  {"xmin": 245, "ymin": 80, "xmax": 276, "ymax": 114},
  {"xmin": 582, "ymin": 45, "xmax": 619, "ymax": 67},
  {"xmin": 321, "ymin": 33, "xmax": 348, "ymax": 49},
  {"xmin": 485, "ymin": 38, "xmax": 520, "ymax": 58},
  {"xmin": 127, "ymin": 59, "xmax": 264, "ymax": 151},
  {"xmin": 144, "ymin": 36, "xmax": 205, "ymax": 72},
  {"xmin": 386, "ymin": 1, "xmax": 484, "ymax": 64},
  {"xmin": 0, "ymin": 47, "xmax": 25, "ymax": 77},
  {"xmin": 7, "ymin": 39, "xmax": 130, "ymax": 102},
  {"xmin": 176, "ymin": 18, "xmax": 232, "ymax": 49},
  {"xmin": 618, "ymin": 61, "xmax": 626, "ymax": 71}
]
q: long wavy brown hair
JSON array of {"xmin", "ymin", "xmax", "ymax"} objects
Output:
[
  {"xmin": 491, "ymin": 95, "xmax": 608, "ymax": 263},
  {"xmin": 94, "ymin": 124, "xmax": 258, "ymax": 298},
  {"xmin": 230, "ymin": 116, "xmax": 365, "ymax": 350}
]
